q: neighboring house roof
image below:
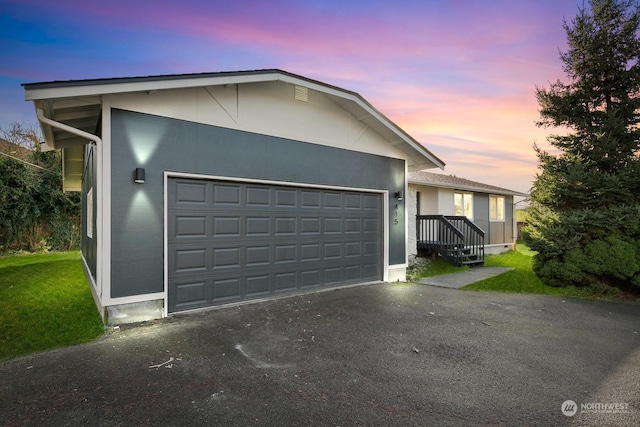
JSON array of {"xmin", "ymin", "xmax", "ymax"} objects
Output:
[
  {"xmin": 22, "ymin": 69, "xmax": 445, "ymax": 172},
  {"xmin": 409, "ymin": 170, "xmax": 529, "ymax": 197}
]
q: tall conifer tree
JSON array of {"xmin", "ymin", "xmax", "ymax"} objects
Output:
[{"xmin": 526, "ymin": 0, "xmax": 640, "ymax": 290}]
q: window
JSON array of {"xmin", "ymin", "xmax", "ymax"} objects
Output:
[
  {"xmin": 489, "ymin": 195, "xmax": 505, "ymax": 221},
  {"xmin": 454, "ymin": 192, "xmax": 473, "ymax": 219},
  {"xmin": 87, "ymin": 187, "xmax": 93, "ymax": 238}
]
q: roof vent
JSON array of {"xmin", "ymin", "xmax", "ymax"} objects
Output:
[{"xmin": 294, "ymin": 85, "xmax": 308, "ymax": 102}]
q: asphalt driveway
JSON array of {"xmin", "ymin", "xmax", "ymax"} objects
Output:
[{"xmin": 1, "ymin": 283, "xmax": 638, "ymax": 426}]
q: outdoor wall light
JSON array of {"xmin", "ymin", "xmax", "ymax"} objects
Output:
[
  {"xmin": 395, "ymin": 191, "xmax": 404, "ymax": 201},
  {"xmin": 134, "ymin": 168, "xmax": 145, "ymax": 184}
]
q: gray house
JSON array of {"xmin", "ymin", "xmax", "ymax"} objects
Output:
[
  {"xmin": 408, "ymin": 171, "xmax": 528, "ymax": 264},
  {"xmin": 23, "ymin": 70, "xmax": 445, "ymax": 323}
]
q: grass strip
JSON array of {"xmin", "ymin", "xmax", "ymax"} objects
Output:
[
  {"xmin": 0, "ymin": 252, "xmax": 104, "ymax": 360},
  {"xmin": 464, "ymin": 244, "xmax": 629, "ymax": 300}
]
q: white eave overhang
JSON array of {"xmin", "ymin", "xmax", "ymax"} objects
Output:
[
  {"xmin": 409, "ymin": 176, "xmax": 529, "ymax": 198},
  {"xmin": 23, "ymin": 69, "xmax": 445, "ymax": 172}
]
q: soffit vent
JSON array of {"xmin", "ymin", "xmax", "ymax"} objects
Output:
[{"xmin": 294, "ymin": 85, "xmax": 308, "ymax": 102}]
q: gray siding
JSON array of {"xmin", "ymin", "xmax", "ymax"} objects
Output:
[
  {"xmin": 473, "ymin": 193, "xmax": 515, "ymax": 246},
  {"xmin": 503, "ymin": 195, "xmax": 515, "ymax": 243},
  {"xmin": 110, "ymin": 109, "xmax": 406, "ymax": 298},
  {"xmin": 473, "ymin": 193, "xmax": 489, "ymax": 237},
  {"xmin": 81, "ymin": 144, "xmax": 97, "ymax": 279}
]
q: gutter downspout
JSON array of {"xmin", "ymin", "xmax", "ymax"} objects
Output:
[
  {"xmin": 36, "ymin": 108, "xmax": 105, "ymax": 316},
  {"xmin": 37, "ymin": 109, "xmax": 103, "ymax": 146}
]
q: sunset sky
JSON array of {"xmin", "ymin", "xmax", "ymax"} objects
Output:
[{"xmin": 1, "ymin": 0, "xmax": 583, "ymax": 194}]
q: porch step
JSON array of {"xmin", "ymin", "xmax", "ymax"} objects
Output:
[
  {"xmin": 461, "ymin": 259, "xmax": 485, "ymax": 267},
  {"xmin": 416, "ymin": 214, "xmax": 485, "ymax": 268}
]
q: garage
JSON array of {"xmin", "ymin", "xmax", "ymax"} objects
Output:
[
  {"xmin": 26, "ymin": 69, "xmax": 446, "ymax": 323},
  {"xmin": 167, "ymin": 177, "xmax": 383, "ymax": 312}
]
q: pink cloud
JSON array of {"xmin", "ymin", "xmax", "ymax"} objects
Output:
[{"xmin": 6, "ymin": 0, "xmax": 580, "ymax": 193}]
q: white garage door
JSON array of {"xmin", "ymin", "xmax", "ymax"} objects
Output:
[{"xmin": 167, "ymin": 178, "xmax": 382, "ymax": 312}]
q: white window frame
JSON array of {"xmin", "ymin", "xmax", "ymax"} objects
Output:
[
  {"xmin": 454, "ymin": 192, "xmax": 473, "ymax": 219},
  {"xmin": 489, "ymin": 194, "xmax": 505, "ymax": 222},
  {"xmin": 86, "ymin": 187, "xmax": 93, "ymax": 238}
]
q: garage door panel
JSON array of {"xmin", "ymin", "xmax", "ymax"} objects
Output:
[
  {"xmin": 168, "ymin": 178, "xmax": 382, "ymax": 313},
  {"xmin": 301, "ymin": 243, "xmax": 321, "ymax": 261},
  {"xmin": 345, "ymin": 194, "xmax": 362, "ymax": 209},
  {"xmin": 174, "ymin": 248, "xmax": 208, "ymax": 273},
  {"xmin": 246, "ymin": 275, "xmax": 270, "ymax": 295},
  {"xmin": 301, "ymin": 270, "xmax": 321, "ymax": 287},
  {"xmin": 246, "ymin": 246, "xmax": 270, "ymax": 265},
  {"xmin": 275, "ymin": 272, "xmax": 297, "ymax": 290},
  {"xmin": 275, "ymin": 245, "xmax": 296, "ymax": 263},
  {"xmin": 301, "ymin": 191, "xmax": 321, "ymax": 207},
  {"xmin": 212, "ymin": 277, "xmax": 241, "ymax": 301},
  {"xmin": 174, "ymin": 216, "xmax": 208, "ymax": 238},
  {"xmin": 173, "ymin": 280, "xmax": 207, "ymax": 310},
  {"xmin": 324, "ymin": 218, "xmax": 342, "ymax": 233},
  {"xmin": 175, "ymin": 181, "xmax": 207, "ymax": 204},
  {"xmin": 324, "ymin": 268, "xmax": 342, "ymax": 284},
  {"xmin": 275, "ymin": 217, "xmax": 297, "ymax": 235},
  {"xmin": 275, "ymin": 189, "xmax": 297, "ymax": 207},
  {"xmin": 363, "ymin": 194, "xmax": 380, "ymax": 209},
  {"xmin": 246, "ymin": 217, "xmax": 270, "ymax": 235},
  {"xmin": 324, "ymin": 193, "xmax": 342, "ymax": 208},
  {"xmin": 211, "ymin": 217, "xmax": 240, "ymax": 237},
  {"xmin": 213, "ymin": 184, "xmax": 241, "ymax": 205},
  {"xmin": 212, "ymin": 247, "xmax": 241, "ymax": 268},
  {"xmin": 301, "ymin": 218, "xmax": 321, "ymax": 234}
]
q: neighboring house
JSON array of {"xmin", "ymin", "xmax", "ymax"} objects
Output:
[
  {"xmin": 23, "ymin": 69, "xmax": 445, "ymax": 323},
  {"xmin": 407, "ymin": 171, "xmax": 528, "ymax": 263}
]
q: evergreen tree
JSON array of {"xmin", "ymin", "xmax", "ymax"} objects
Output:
[{"xmin": 525, "ymin": 0, "xmax": 640, "ymax": 291}]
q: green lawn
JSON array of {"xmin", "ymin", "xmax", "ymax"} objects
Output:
[
  {"xmin": 464, "ymin": 243, "xmax": 630, "ymax": 300},
  {"xmin": 0, "ymin": 252, "xmax": 104, "ymax": 360}
]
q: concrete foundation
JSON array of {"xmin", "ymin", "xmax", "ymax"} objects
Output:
[{"xmin": 106, "ymin": 299, "xmax": 164, "ymax": 325}]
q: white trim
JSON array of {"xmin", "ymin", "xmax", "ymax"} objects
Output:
[
  {"xmin": 163, "ymin": 172, "xmax": 169, "ymax": 317},
  {"xmin": 382, "ymin": 191, "xmax": 390, "ymax": 282},
  {"xmin": 403, "ymin": 161, "xmax": 409, "ymax": 265},
  {"xmin": 408, "ymin": 180, "xmax": 527, "ymax": 197},
  {"xmin": 81, "ymin": 253, "xmax": 103, "ymax": 317},
  {"xmin": 163, "ymin": 171, "xmax": 390, "ymax": 313},
  {"xmin": 100, "ymin": 100, "xmax": 112, "ymax": 303},
  {"xmin": 166, "ymin": 170, "xmax": 392, "ymax": 195},
  {"xmin": 100, "ymin": 292, "xmax": 167, "ymax": 307},
  {"xmin": 388, "ymin": 263, "xmax": 409, "ymax": 268},
  {"xmin": 25, "ymin": 73, "xmax": 282, "ymax": 100}
]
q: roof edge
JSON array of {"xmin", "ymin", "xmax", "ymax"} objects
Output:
[
  {"xmin": 409, "ymin": 172, "xmax": 528, "ymax": 197},
  {"xmin": 24, "ymin": 69, "xmax": 445, "ymax": 169}
]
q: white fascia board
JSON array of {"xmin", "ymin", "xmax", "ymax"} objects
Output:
[
  {"xmin": 408, "ymin": 179, "xmax": 528, "ymax": 197},
  {"xmin": 24, "ymin": 72, "xmax": 283, "ymax": 101}
]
